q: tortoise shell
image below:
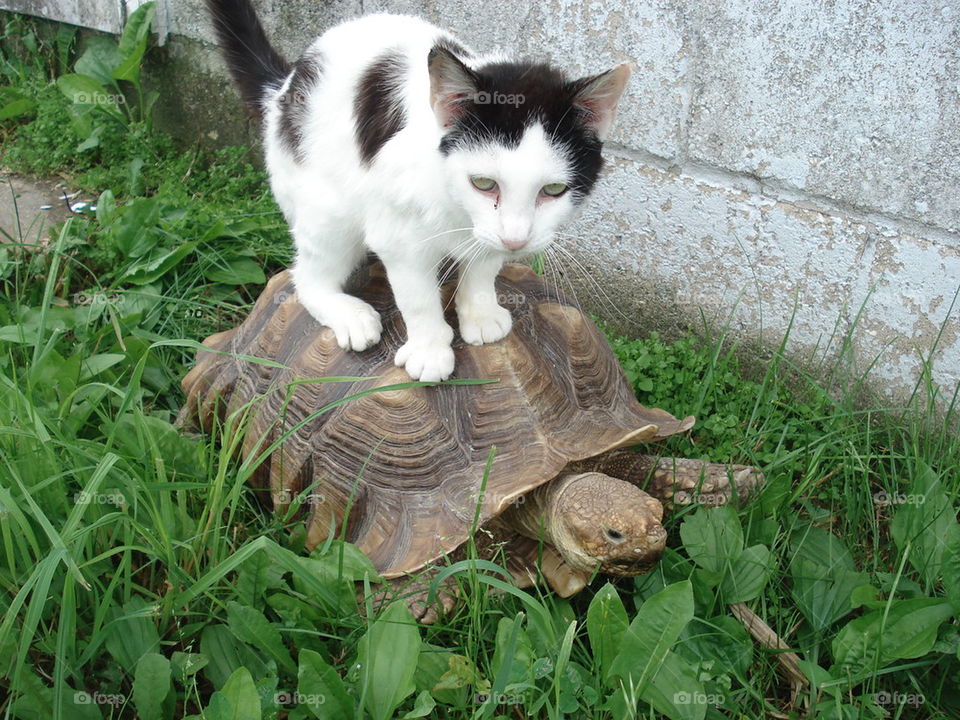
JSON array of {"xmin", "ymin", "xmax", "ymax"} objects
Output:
[{"xmin": 178, "ymin": 262, "xmax": 694, "ymax": 577}]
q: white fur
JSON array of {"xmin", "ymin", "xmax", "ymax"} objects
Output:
[{"xmin": 262, "ymin": 14, "xmax": 583, "ymax": 381}]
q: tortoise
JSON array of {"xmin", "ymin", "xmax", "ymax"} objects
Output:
[{"xmin": 178, "ymin": 262, "xmax": 763, "ymax": 621}]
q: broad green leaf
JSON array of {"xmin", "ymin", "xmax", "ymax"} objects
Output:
[
  {"xmin": 205, "ymin": 666, "xmax": 261, "ymax": 720},
  {"xmin": 676, "ymin": 615, "xmax": 752, "ymax": 679},
  {"xmin": 432, "ymin": 654, "xmax": 483, "ymax": 691},
  {"xmin": 357, "ymin": 601, "xmax": 421, "ymax": 720},
  {"xmin": 608, "ymin": 580, "xmax": 694, "ymax": 695},
  {"xmin": 791, "ymin": 556, "xmax": 870, "ymax": 631},
  {"xmin": 133, "ymin": 652, "xmax": 171, "ymax": 720},
  {"xmin": 402, "ymin": 691, "xmax": 435, "ymax": 718},
  {"xmin": 79, "ymin": 353, "xmax": 125, "ymax": 381},
  {"xmin": 586, "ymin": 582, "xmax": 629, "ymax": 683},
  {"xmin": 170, "ymin": 652, "xmax": 208, "ymax": 685},
  {"xmin": 200, "ymin": 625, "xmax": 272, "ymax": 690},
  {"xmin": 890, "ymin": 464, "xmax": 956, "ymax": 588},
  {"xmin": 413, "ymin": 645, "xmax": 463, "ymax": 707},
  {"xmin": 720, "ymin": 544, "xmax": 773, "ymax": 603},
  {"xmin": 297, "ymin": 649, "xmax": 353, "ymax": 719},
  {"xmin": 237, "ymin": 549, "xmax": 288, "ymax": 606},
  {"xmin": 790, "ymin": 525, "xmax": 856, "ymax": 572},
  {"xmin": 943, "ymin": 524, "xmax": 960, "ymax": 613},
  {"xmin": 75, "ymin": 35, "xmax": 120, "ymax": 85},
  {"xmin": 56, "ymin": 74, "xmax": 122, "ymax": 117},
  {"xmin": 794, "ymin": 659, "xmax": 835, "ymax": 690},
  {"xmin": 226, "ymin": 602, "xmax": 296, "ymax": 675},
  {"xmin": 680, "ymin": 506, "xmax": 743, "ymax": 574},
  {"xmin": 10, "ymin": 670, "xmax": 103, "ymax": 720},
  {"xmin": 204, "ymin": 256, "xmax": 267, "ymax": 285},
  {"xmin": 114, "ymin": 2, "xmax": 156, "ymax": 84},
  {"xmin": 103, "ymin": 599, "xmax": 160, "ymax": 669},
  {"xmin": 299, "ymin": 540, "xmax": 380, "ymax": 584},
  {"xmin": 266, "ymin": 592, "xmax": 324, "ymax": 625},
  {"xmin": 491, "ymin": 616, "xmax": 534, "ymax": 687},
  {"xmin": 96, "ymin": 189, "xmax": 116, "ymax": 224},
  {"xmin": 124, "ymin": 241, "xmax": 198, "ymax": 285},
  {"xmin": 638, "ymin": 650, "xmax": 706, "ymax": 720},
  {"xmin": 76, "ymin": 127, "xmax": 103, "ymax": 152},
  {"xmin": 0, "ymin": 88, "xmax": 35, "ymax": 121},
  {"xmin": 110, "ymin": 196, "xmax": 162, "ymax": 257},
  {"xmin": 831, "ymin": 598, "xmax": 954, "ymax": 676}
]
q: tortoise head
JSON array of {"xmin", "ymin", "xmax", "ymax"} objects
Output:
[{"xmin": 547, "ymin": 472, "xmax": 667, "ymax": 576}]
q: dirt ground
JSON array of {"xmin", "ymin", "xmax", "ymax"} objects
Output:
[{"xmin": 0, "ymin": 168, "xmax": 75, "ymax": 245}]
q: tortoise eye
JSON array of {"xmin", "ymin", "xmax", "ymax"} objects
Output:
[
  {"xmin": 605, "ymin": 528, "xmax": 626, "ymax": 543},
  {"xmin": 470, "ymin": 176, "xmax": 497, "ymax": 192},
  {"xmin": 541, "ymin": 182, "xmax": 568, "ymax": 197}
]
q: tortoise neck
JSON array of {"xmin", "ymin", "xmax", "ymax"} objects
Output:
[{"xmin": 498, "ymin": 475, "xmax": 574, "ymax": 548}]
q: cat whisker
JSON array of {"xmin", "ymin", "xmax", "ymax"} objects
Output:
[
  {"xmin": 447, "ymin": 241, "xmax": 488, "ymax": 305},
  {"xmin": 416, "ymin": 226, "xmax": 476, "ymax": 245},
  {"xmin": 546, "ymin": 240, "xmax": 634, "ymax": 326}
]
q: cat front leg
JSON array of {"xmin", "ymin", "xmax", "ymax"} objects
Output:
[
  {"xmin": 455, "ymin": 253, "xmax": 512, "ymax": 345},
  {"xmin": 380, "ymin": 260, "xmax": 456, "ymax": 382},
  {"xmin": 291, "ymin": 239, "xmax": 382, "ymax": 352}
]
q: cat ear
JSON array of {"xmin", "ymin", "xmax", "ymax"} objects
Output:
[
  {"xmin": 570, "ymin": 63, "xmax": 632, "ymax": 140},
  {"xmin": 428, "ymin": 46, "xmax": 479, "ymax": 128}
]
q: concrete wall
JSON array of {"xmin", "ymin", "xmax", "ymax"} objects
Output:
[
  {"xmin": 156, "ymin": 0, "xmax": 959, "ymax": 408},
  {"xmin": 0, "ymin": 0, "xmax": 163, "ymax": 37}
]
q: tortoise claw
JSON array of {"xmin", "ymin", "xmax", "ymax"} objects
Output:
[{"xmin": 364, "ymin": 575, "xmax": 459, "ymax": 625}]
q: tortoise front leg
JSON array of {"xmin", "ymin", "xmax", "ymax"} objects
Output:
[{"xmin": 574, "ymin": 449, "xmax": 764, "ymax": 508}]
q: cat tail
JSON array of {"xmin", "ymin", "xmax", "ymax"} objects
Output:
[{"xmin": 206, "ymin": 0, "xmax": 291, "ymax": 118}]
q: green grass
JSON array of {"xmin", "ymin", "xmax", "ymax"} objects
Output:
[{"xmin": 1, "ymin": 11, "xmax": 959, "ymax": 720}]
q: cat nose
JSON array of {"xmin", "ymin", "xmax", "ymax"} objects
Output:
[{"xmin": 501, "ymin": 237, "xmax": 529, "ymax": 251}]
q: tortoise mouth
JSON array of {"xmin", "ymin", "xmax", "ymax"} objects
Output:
[{"xmin": 602, "ymin": 551, "xmax": 664, "ymax": 576}]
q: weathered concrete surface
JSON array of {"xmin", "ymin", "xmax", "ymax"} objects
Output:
[
  {"xmin": 0, "ymin": 0, "xmax": 164, "ymax": 37},
  {"xmin": 688, "ymin": 2, "xmax": 960, "ymax": 234},
  {"xmin": 140, "ymin": 0, "xmax": 960, "ymax": 410}
]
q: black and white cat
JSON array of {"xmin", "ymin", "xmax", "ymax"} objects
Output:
[{"xmin": 207, "ymin": 0, "xmax": 630, "ymax": 381}]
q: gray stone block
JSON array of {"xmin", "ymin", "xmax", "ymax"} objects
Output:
[{"xmin": 686, "ymin": 0, "xmax": 960, "ymax": 233}]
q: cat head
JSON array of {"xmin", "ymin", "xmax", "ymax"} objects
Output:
[{"xmin": 428, "ymin": 45, "xmax": 630, "ymax": 256}]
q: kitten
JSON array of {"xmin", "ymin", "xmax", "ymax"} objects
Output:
[{"xmin": 207, "ymin": 0, "xmax": 630, "ymax": 381}]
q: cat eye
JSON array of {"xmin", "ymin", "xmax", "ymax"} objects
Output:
[
  {"xmin": 541, "ymin": 183, "xmax": 568, "ymax": 197},
  {"xmin": 470, "ymin": 176, "xmax": 498, "ymax": 192}
]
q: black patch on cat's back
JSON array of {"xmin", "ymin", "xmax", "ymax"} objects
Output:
[
  {"xmin": 354, "ymin": 50, "xmax": 408, "ymax": 165},
  {"xmin": 439, "ymin": 62, "xmax": 605, "ymax": 200},
  {"xmin": 277, "ymin": 55, "xmax": 323, "ymax": 162}
]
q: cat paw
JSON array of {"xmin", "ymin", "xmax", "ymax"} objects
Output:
[
  {"xmin": 395, "ymin": 340, "xmax": 455, "ymax": 382},
  {"xmin": 315, "ymin": 295, "xmax": 382, "ymax": 352},
  {"xmin": 458, "ymin": 303, "xmax": 513, "ymax": 345}
]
